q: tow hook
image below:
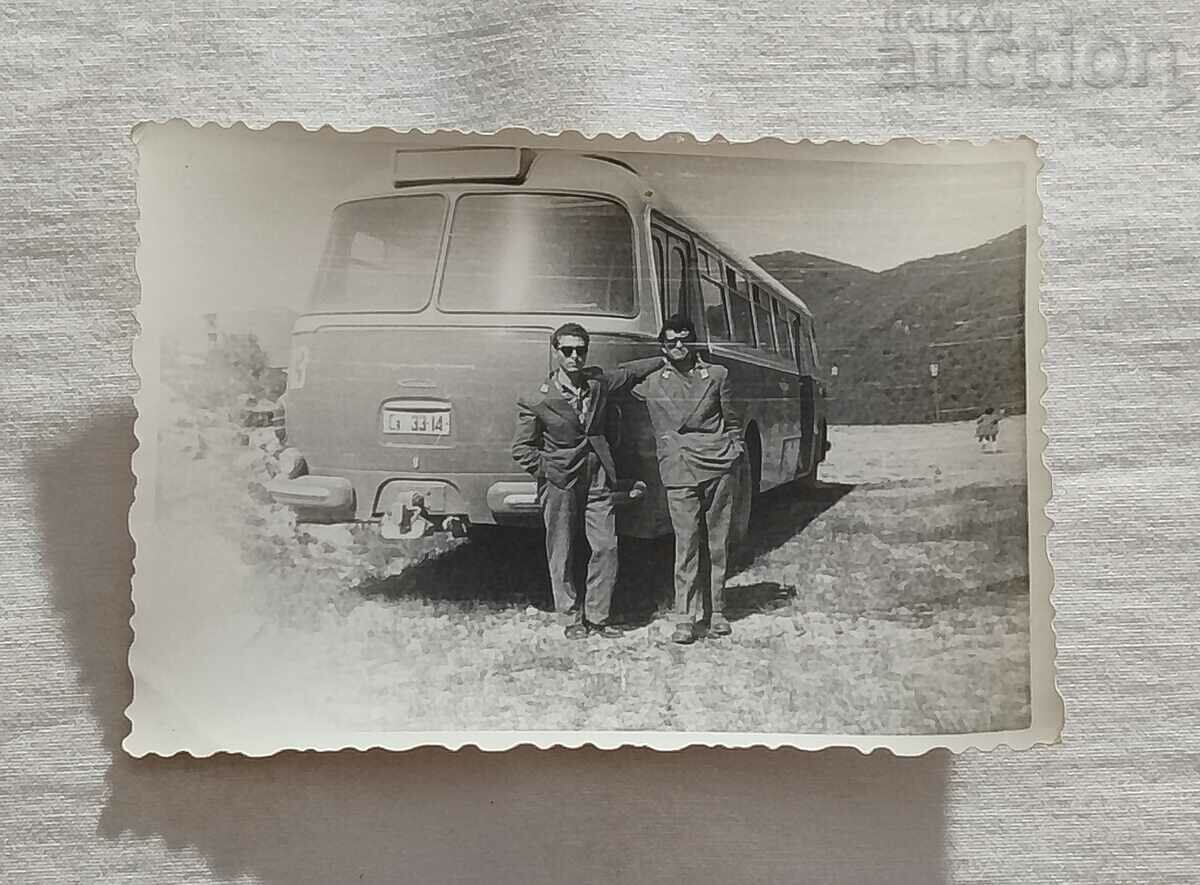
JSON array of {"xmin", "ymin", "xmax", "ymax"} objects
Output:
[
  {"xmin": 381, "ymin": 491, "xmax": 434, "ymax": 540},
  {"xmin": 442, "ymin": 515, "xmax": 469, "ymax": 538}
]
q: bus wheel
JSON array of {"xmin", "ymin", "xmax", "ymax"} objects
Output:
[{"xmin": 730, "ymin": 427, "xmax": 761, "ymax": 554}]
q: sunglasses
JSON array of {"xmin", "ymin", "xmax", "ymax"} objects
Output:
[
  {"xmin": 557, "ymin": 346, "xmax": 588, "ymax": 357},
  {"xmin": 662, "ymin": 335, "xmax": 692, "ymax": 346}
]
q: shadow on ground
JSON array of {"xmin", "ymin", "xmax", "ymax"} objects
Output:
[
  {"xmin": 359, "ymin": 479, "xmax": 854, "ymax": 627},
  {"xmin": 360, "ymin": 525, "xmax": 552, "ymax": 607},
  {"xmin": 36, "ymin": 410, "xmax": 948, "ymax": 885},
  {"xmin": 723, "ymin": 581, "xmax": 796, "ymax": 621},
  {"xmin": 741, "ymin": 480, "xmax": 856, "ymax": 564}
]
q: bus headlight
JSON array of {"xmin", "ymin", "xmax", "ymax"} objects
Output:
[{"xmin": 278, "ymin": 447, "xmax": 308, "ymax": 479}]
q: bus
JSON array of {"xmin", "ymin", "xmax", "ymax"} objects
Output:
[{"xmin": 268, "ymin": 147, "xmax": 829, "ymax": 546}]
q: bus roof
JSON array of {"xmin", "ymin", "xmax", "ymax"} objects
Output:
[{"xmin": 348, "ymin": 149, "xmax": 815, "ymax": 319}]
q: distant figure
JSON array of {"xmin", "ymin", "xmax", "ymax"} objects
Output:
[{"xmin": 976, "ymin": 406, "xmax": 1003, "ymax": 453}]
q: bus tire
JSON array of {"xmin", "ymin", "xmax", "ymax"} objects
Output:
[{"xmin": 729, "ymin": 426, "xmax": 761, "ymax": 554}]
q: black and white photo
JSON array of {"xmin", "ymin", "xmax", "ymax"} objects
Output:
[{"xmin": 127, "ymin": 124, "xmax": 1057, "ymax": 755}]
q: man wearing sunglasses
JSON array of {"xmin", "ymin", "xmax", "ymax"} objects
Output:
[
  {"xmin": 631, "ymin": 315, "xmax": 745, "ymax": 644},
  {"xmin": 512, "ymin": 323, "xmax": 661, "ymax": 639}
]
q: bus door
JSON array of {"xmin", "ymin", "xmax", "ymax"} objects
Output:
[{"xmin": 791, "ymin": 315, "xmax": 818, "ymax": 477}]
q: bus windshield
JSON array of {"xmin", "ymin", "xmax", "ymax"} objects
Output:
[
  {"xmin": 309, "ymin": 195, "xmax": 446, "ymax": 311},
  {"xmin": 439, "ymin": 193, "xmax": 638, "ymax": 316}
]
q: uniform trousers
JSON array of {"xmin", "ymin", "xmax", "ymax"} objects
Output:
[
  {"xmin": 538, "ymin": 453, "xmax": 617, "ymax": 625},
  {"xmin": 665, "ymin": 470, "xmax": 736, "ymax": 624}
]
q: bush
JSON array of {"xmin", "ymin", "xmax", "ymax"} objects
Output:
[{"xmin": 161, "ymin": 332, "xmax": 285, "ymax": 414}]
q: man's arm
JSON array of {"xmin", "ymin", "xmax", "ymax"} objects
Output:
[
  {"xmin": 511, "ymin": 398, "xmax": 544, "ymax": 477},
  {"xmin": 717, "ymin": 367, "xmax": 743, "ymax": 439},
  {"xmin": 604, "ymin": 356, "xmax": 663, "ymax": 395}
]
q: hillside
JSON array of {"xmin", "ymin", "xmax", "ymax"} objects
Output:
[{"xmin": 755, "ymin": 228, "xmax": 1027, "ymax": 425}]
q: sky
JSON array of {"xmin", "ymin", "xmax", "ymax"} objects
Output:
[
  {"xmin": 137, "ymin": 124, "xmax": 1030, "ymax": 315},
  {"xmin": 633, "ymin": 153, "xmax": 1026, "ymax": 270}
]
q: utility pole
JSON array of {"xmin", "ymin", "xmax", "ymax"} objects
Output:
[{"xmin": 929, "ymin": 361, "xmax": 941, "ymax": 422}]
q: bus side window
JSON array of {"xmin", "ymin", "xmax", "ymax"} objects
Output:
[
  {"xmin": 773, "ymin": 299, "xmax": 794, "ymax": 361},
  {"xmin": 794, "ymin": 315, "xmax": 821, "ymax": 376},
  {"xmin": 724, "ymin": 265, "xmax": 755, "ymax": 346},
  {"xmin": 698, "ymin": 248, "xmax": 731, "ymax": 341},
  {"xmin": 651, "ymin": 233, "xmax": 667, "ymax": 317},
  {"xmin": 655, "ymin": 227, "xmax": 697, "ymax": 324},
  {"xmin": 752, "ymin": 284, "xmax": 777, "ymax": 353},
  {"xmin": 791, "ymin": 315, "xmax": 814, "ymax": 375},
  {"xmin": 807, "ymin": 322, "xmax": 820, "ymax": 369},
  {"xmin": 666, "ymin": 241, "xmax": 688, "ymax": 318}
]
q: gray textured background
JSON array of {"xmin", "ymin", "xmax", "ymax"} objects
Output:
[{"xmin": 2, "ymin": 1, "xmax": 1198, "ymax": 882}]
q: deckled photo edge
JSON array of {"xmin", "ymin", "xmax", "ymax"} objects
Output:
[{"xmin": 124, "ymin": 123, "xmax": 1059, "ymax": 758}]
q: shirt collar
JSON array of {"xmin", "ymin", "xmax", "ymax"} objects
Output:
[{"xmin": 660, "ymin": 354, "xmax": 709, "ymax": 378}]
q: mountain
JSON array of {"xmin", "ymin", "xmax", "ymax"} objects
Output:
[{"xmin": 754, "ymin": 227, "xmax": 1027, "ymax": 425}]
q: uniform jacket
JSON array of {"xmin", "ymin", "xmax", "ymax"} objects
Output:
[
  {"xmin": 512, "ymin": 358, "xmax": 661, "ymax": 490},
  {"xmin": 631, "ymin": 357, "xmax": 744, "ymax": 488}
]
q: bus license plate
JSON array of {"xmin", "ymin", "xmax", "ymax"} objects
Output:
[{"xmin": 383, "ymin": 410, "xmax": 450, "ymax": 435}]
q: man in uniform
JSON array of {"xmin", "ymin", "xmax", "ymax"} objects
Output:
[
  {"xmin": 512, "ymin": 323, "xmax": 661, "ymax": 639},
  {"xmin": 631, "ymin": 315, "xmax": 744, "ymax": 644}
]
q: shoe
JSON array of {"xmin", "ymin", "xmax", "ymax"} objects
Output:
[
  {"xmin": 671, "ymin": 623, "xmax": 697, "ymax": 645},
  {"xmin": 564, "ymin": 623, "xmax": 589, "ymax": 640},
  {"xmin": 586, "ymin": 621, "xmax": 623, "ymax": 639},
  {"xmin": 708, "ymin": 613, "xmax": 732, "ymax": 637}
]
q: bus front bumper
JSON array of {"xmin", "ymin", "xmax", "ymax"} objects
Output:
[
  {"xmin": 485, "ymin": 481, "xmax": 542, "ymax": 515},
  {"xmin": 268, "ymin": 472, "xmax": 647, "ymax": 528},
  {"xmin": 266, "ymin": 475, "xmax": 356, "ymax": 523},
  {"xmin": 487, "ymin": 479, "xmax": 648, "ymax": 514}
]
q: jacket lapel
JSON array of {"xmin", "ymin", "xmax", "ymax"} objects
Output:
[
  {"xmin": 581, "ymin": 377, "xmax": 602, "ymax": 432},
  {"xmin": 676, "ymin": 373, "xmax": 717, "ymax": 430},
  {"xmin": 652, "ymin": 362, "xmax": 715, "ymax": 431},
  {"xmin": 653, "ymin": 372, "xmax": 693, "ymax": 430},
  {"xmin": 542, "ymin": 376, "xmax": 584, "ymax": 430}
]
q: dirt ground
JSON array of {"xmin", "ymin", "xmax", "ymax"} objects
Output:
[{"xmin": 140, "ymin": 382, "xmax": 1030, "ymax": 741}]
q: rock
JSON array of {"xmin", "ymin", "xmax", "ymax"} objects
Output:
[
  {"xmin": 237, "ymin": 397, "xmax": 277, "ymax": 428},
  {"xmin": 303, "ymin": 524, "xmax": 355, "ymax": 548},
  {"xmin": 247, "ymin": 427, "xmax": 283, "ymax": 454}
]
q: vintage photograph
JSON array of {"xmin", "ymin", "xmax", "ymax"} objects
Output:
[{"xmin": 127, "ymin": 124, "xmax": 1056, "ymax": 755}]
